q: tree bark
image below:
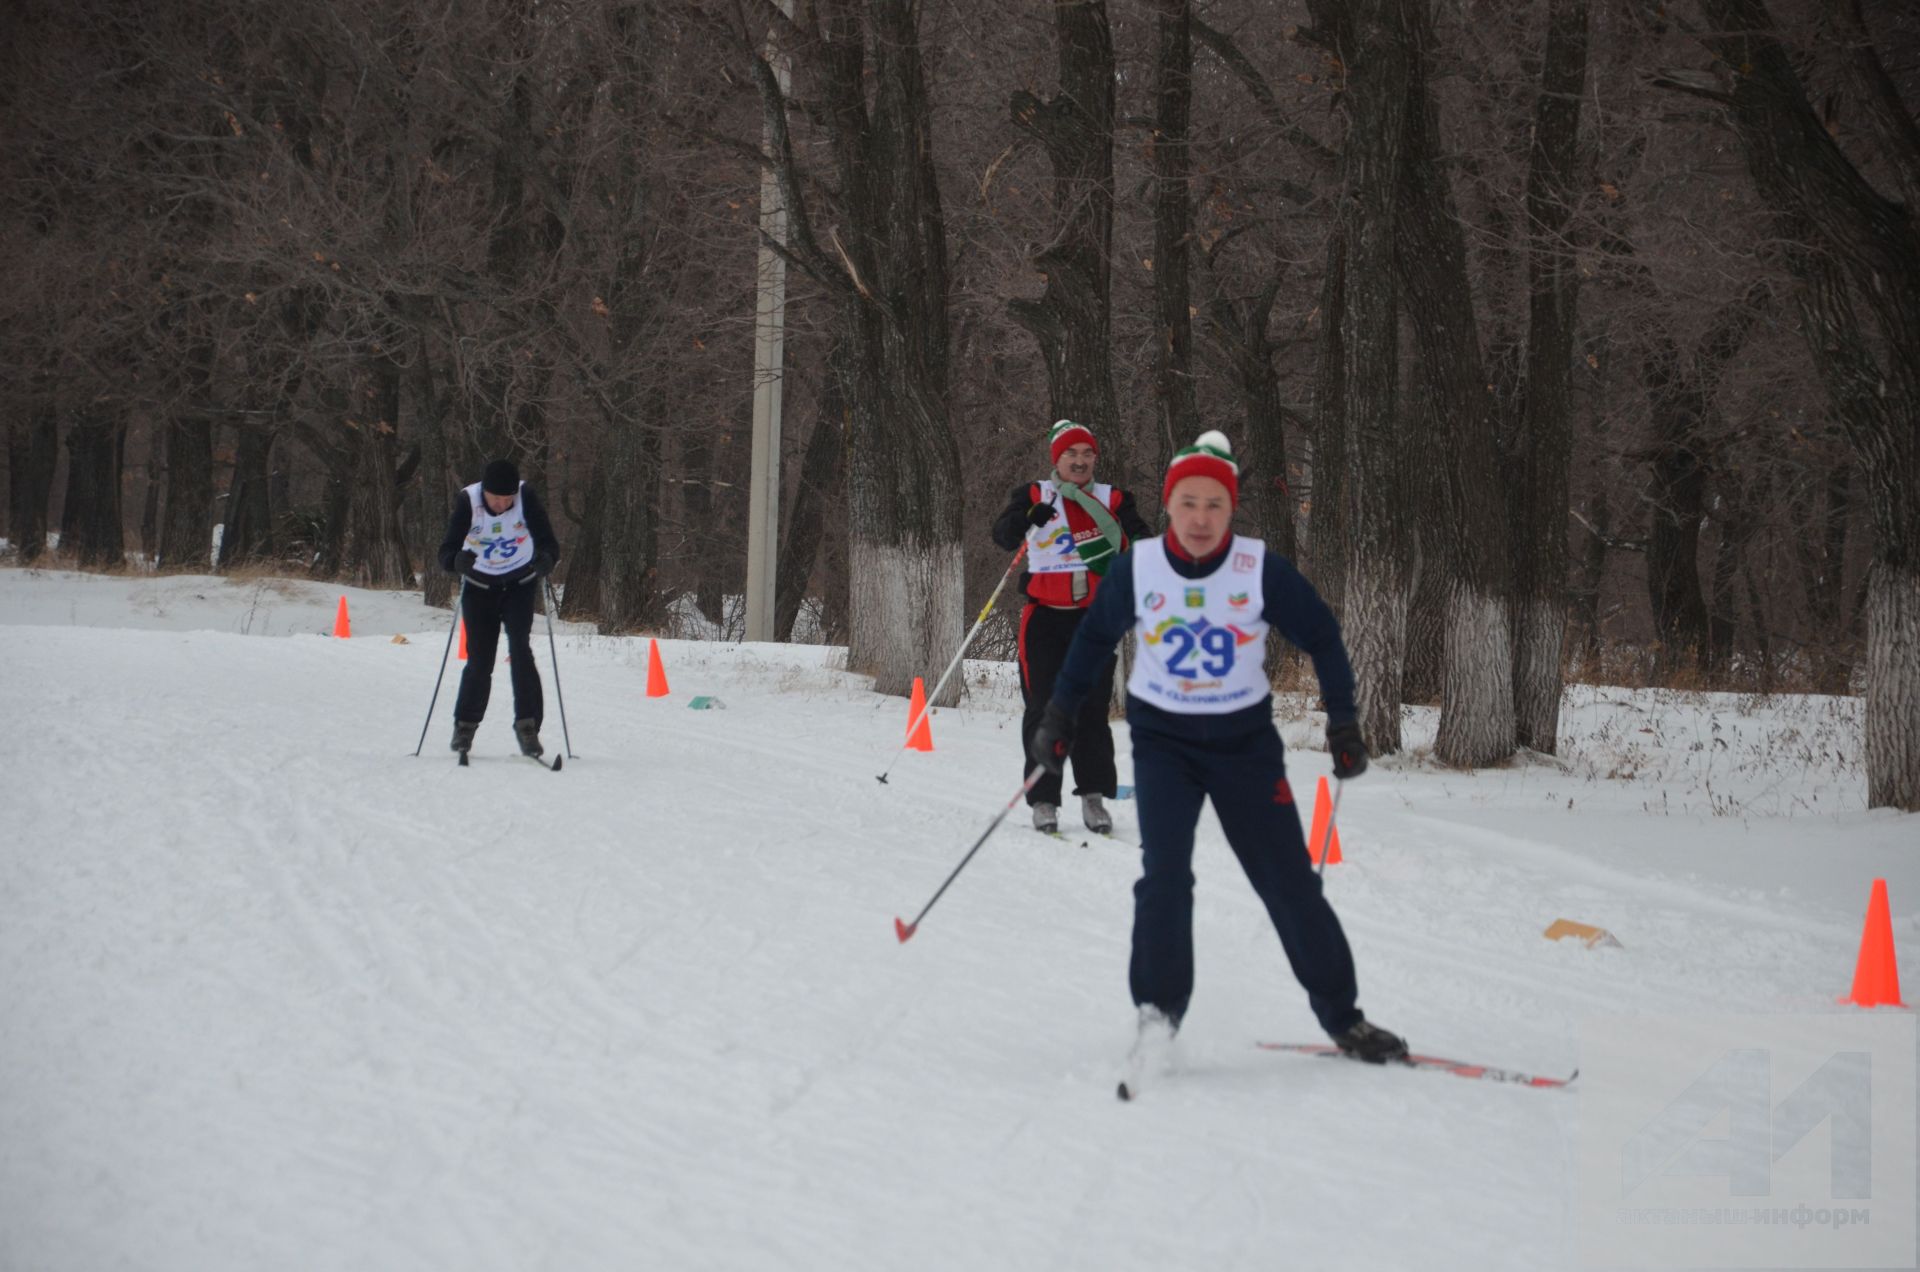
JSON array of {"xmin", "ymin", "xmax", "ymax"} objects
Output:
[
  {"xmin": 1696, "ymin": 0, "xmax": 1920, "ymax": 808},
  {"xmin": 158, "ymin": 415, "xmax": 214, "ymax": 572},
  {"xmin": 576, "ymin": 0, "xmax": 664, "ymax": 635},
  {"xmin": 1149, "ymin": 0, "xmax": 1198, "ymax": 459},
  {"xmin": 1396, "ymin": 7, "xmax": 1515, "ymax": 767},
  {"xmin": 1640, "ymin": 290, "xmax": 1764, "ymax": 675},
  {"xmin": 61, "ymin": 411, "xmax": 127, "ymax": 569},
  {"xmin": 7, "ymin": 402, "xmax": 59, "ymax": 563},
  {"xmin": 1308, "ymin": 0, "xmax": 1415, "ymax": 753},
  {"xmin": 777, "ymin": 349, "xmax": 850, "ymax": 642},
  {"xmin": 1511, "ymin": 0, "xmax": 1590, "ymax": 754},
  {"xmin": 1007, "ymin": 0, "xmax": 1121, "ymax": 469},
  {"xmin": 218, "ymin": 424, "xmax": 276, "ymax": 570},
  {"xmin": 344, "ymin": 353, "xmax": 413, "ymax": 587},
  {"xmin": 1306, "ymin": 230, "xmax": 1348, "ymax": 616},
  {"xmin": 755, "ymin": 0, "xmax": 964, "ymax": 701}
]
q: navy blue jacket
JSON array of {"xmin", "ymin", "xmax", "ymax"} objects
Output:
[{"xmin": 1051, "ymin": 536, "xmax": 1357, "ymax": 739}]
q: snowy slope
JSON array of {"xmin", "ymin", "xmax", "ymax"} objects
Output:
[{"xmin": 2, "ymin": 569, "xmax": 1913, "ymax": 1271}]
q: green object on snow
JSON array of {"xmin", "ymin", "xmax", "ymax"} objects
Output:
[{"xmin": 688, "ymin": 695, "xmax": 726, "ymax": 710}]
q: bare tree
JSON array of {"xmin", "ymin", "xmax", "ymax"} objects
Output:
[
  {"xmin": 1305, "ymin": 0, "xmax": 1415, "ymax": 752},
  {"xmin": 1509, "ymin": 0, "xmax": 1590, "ymax": 753},
  {"xmin": 1007, "ymin": 0, "xmax": 1122, "ymax": 462},
  {"xmin": 1686, "ymin": 0, "xmax": 1920, "ymax": 807},
  {"xmin": 751, "ymin": 0, "xmax": 965, "ymax": 698}
]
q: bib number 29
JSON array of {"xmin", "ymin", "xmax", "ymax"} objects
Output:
[{"xmin": 1162, "ymin": 625, "xmax": 1236, "ymax": 678}]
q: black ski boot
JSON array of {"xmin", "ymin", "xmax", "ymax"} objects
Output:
[
  {"xmin": 1331, "ymin": 1018, "xmax": 1410, "ymax": 1064},
  {"xmin": 514, "ymin": 718, "xmax": 544, "ymax": 758},
  {"xmin": 450, "ymin": 720, "xmax": 478, "ymax": 755}
]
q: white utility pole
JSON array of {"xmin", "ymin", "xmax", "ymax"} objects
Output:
[{"xmin": 743, "ymin": 9, "xmax": 792, "ymax": 644}]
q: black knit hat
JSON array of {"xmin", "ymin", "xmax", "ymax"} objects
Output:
[{"xmin": 482, "ymin": 459, "xmax": 520, "ymax": 495}]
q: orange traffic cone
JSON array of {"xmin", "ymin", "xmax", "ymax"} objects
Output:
[
  {"xmin": 1307, "ymin": 775, "xmax": 1343, "ymax": 865},
  {"xmin": 905, "ymin": 677, "xmax": 934, "ymax": 752},
  {"xmin": 1842, "ymin": 878, "xmax": 1905, "ymax": 1008},
  {"xmin": 456, "ymin": 619, "xmax": 467, "ymax": 661},
  {"xmin": 333, "ymin": 596, "xmax": 351, "ymax": 639},
  {"xmin": 646, "ymin": 639, "xmax": 670, "ymax": 697}
]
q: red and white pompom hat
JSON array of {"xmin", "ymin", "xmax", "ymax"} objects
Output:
[
  {"xmin": 1048, "ymin": 419, "xmax": 1098, "ymax": 466},
  {"xmin": 1162, "ymin": 430, "xmax": 1240, "ymax": 507}
]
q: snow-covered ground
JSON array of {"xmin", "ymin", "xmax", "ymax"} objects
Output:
[{"xmin": 3, "ymin": 568, "xmax": 1914, "ymax": 1271}]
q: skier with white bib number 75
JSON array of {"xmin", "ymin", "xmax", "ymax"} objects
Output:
[{"xmin": 1029, "ymin": 431, "xmax": 1407, "ymax": 1091}]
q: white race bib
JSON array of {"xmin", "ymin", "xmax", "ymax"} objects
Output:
[
  {"xmin": 1126, "ymin": 535, "xmax": 1271, "ymax": 713},
  {"xmin": 1025, "ymin": 479, "xmax": 1116, "ymax": 575},
  {"xmin": 463, "ymin": 481, "xmax": 531, "ymax": 576}
]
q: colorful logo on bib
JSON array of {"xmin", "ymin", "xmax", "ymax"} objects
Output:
[
  {"xmin": 1184, "ymin": 587, "xmax": 1204, "ymax": 607},
  {"xmin": 1143, "ymin": 591, "xmax": 1167, "ymax": 612},
  {"xmin": 1228, "ymin": 592, "xmax": 1250, "ymax": 609}
]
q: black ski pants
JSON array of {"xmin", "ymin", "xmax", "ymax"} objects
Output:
[
  {"xmin": 1018, "ymin": 601, "xmax": 1118, "ymax": 806},
  {"xmin": 455, "ymin": 577, "xmax": 543, "ymax": 727},
  {"xmin": 1129, "ymin": 718, "xmax": 1361, "ymax": 1036}
]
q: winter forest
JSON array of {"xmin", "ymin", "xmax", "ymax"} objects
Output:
[{"xmin": 3, "ymin": 0, "xmax": 1917, "ymax": 809}]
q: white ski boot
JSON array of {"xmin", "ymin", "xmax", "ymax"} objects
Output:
[
  {"xmin": 1031, "ymin": 802, "xmax": 1059, "ymax": 834},
  {"xmin": 1118, "ymin": 1005, "xmax": 1179, "ymax": 1101},
  {"xmin": 1081, "ymin": 794, "xmax": 1113, "ymax": 834}
]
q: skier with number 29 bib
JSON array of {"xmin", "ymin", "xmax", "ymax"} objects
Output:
[{"xmin": 1030, "ymin": 431, "xmax": 1407, "ymax": 1082}]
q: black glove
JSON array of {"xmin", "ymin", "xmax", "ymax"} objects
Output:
[
  {"xmin": 1025, "ymin": 501, "xmax": 1055, "ymax": 528},
  {"xmin": 525, "ymin": 549, "xmax": 556, "ymax": 581},
  {"xmin": 1327, "ymin": 720, "xmax": 1369, "ymax": 781},
  {"xmin": 454, "ymin": 549, "xmax": 478, "ymax": 575},
  {"xmin": 1028, "ymin": 701, "xmax": 1075, "ymax": 776}
]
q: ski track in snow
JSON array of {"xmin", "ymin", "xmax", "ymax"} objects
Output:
[{"xmin": 2, "ymin": 570, "xmax": 1915, "ymax": 1271}]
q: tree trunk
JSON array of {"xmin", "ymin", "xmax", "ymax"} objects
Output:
[
  {"xmin": 8, "ymin": 402, "xmax": 58, "ymax": 563},
  {"xmin": 1511, "ymin": 0, "xmax": 1589, "ymax": 753},
  {"xmin": 1697, "ymin": 0, "xmax": 1920, "ymax": 807},
  {"xmin": 1316, "ymin": 0, "xmax": 1414, "ymax": 753},
  {"xmin": 408, "ymin": 323, "xmax": 454, "ymax": 609},
  {"xmin": 1792, "ymin": 458, "xmax": 1854, "ymax": 694},
  {"xmin": 139, "ymin": 441, "xmax": 161, "ymax": 565},
  {"xmin": 595, "ymin": 407, "xmax": 665, "ymax": 634},
  {"xmin": 756, "ymin": 0, "xmax": 963, "ymax": 701},
  {"xmin": 158, "ymin": 415, "xmax": 214, "ymax": 572},
  {"xmin": 1149, "ymin": 0, "xmax": 1198, "ymax": 460},
  {"xmin": 62, "ymin": 411, "xmax": 127, "ymax": 569},
  {"xmin": 1396, "ymin": 12, "xmax": 1515, "ymax": 767},
  {"xmin": 1866, "ymin": 562, "xmax": 1920, "ymax": 809},
  {"xmin": 1007, "ymin": 0, "xmax": 1121, "ymax": 471},
  {"xmin": 1641, "ymin": 346, "xmax": 1711, "ymax": 672},
  {"xmin": 345, "ymin": 355, "xmax": 413, "ymax": 587},
  {"xmin": 1306, "ymin": 230, "xmax": 1348, "ymax": 616},
  {"xmin": 777, "ymin": 351, "xmax": 850, "ymax": 642},
  {"xmin": 219, "ymin": 424, "xmax": 277, "ymax": 570}
]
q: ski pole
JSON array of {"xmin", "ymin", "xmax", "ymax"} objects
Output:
[
  {"xmin": 1316, "ymin": 778, "xmax": 1343, "ymax": 877},
  {"xmin": 894, "ymin": 765, "xmax": 1047, "ymax": 943},
  {"xmin": 876, "ymin": 542, "xmax": 1028, "ymax": 784},
  {"xmin": 412, "ymin": 578, "xmax": 468, "ymax": 757},
  {"xmin": 542, "ymin": 578, "xmax": 575, "ymax": 758}
]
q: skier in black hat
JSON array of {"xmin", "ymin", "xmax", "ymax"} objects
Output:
[{"xmin": 436, "ymin": 459, "xmax": 561, "ymax": 758}]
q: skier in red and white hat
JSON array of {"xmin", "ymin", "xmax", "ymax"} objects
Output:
[
  {"xmin": 1030, "ymin": 430, "xmax": 1407, "ymax": 1072},
  {"xmin": 991, "ymin": 420, "xmax": 1153, "ymax": 835}
]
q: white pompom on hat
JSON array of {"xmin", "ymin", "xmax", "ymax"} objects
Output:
[{"xmin": 1162, "ymin": 431, "xmax": 1239, "ymax": 506}]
